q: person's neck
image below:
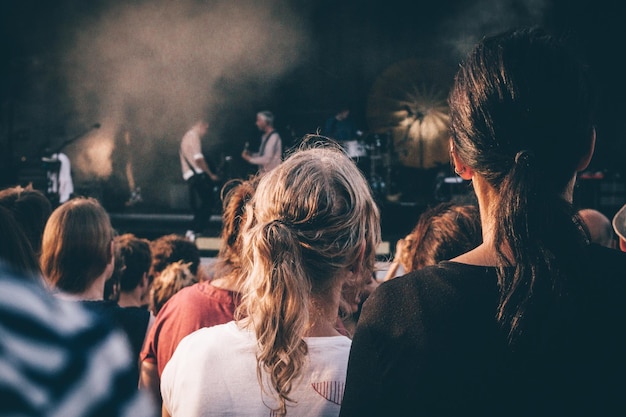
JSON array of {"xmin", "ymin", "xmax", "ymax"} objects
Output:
[
  {"xmin": 453, "ymin": 172, "xmax": 578, "ymax": 267},
  {"xmin": 304, "ymin": 286, "xmax": 343, "ymax": 338},
  {"xmin": 117, "ymin": 290, "xmax": 144, "ymax": 308},
  {"xmin": 210, "ymin": 271, "xmax": 242, "ymax": 293},
  {"xmin": 55, "ymin": 279, "xmax": 105, "ymax": 302},
  {"xmin": 450, "ymin": 174, "xmax": 507, "ymax": 266}
]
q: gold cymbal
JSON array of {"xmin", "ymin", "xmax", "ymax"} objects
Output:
[{"xmin": 366, "ymin": 59, "xmax": 454, "ymax": 169}]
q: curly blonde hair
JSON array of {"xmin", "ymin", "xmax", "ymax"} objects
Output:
[
  {"xmin": 236, "ymin": 140, "xmax": 381, "ymax": 415},
  {"xmin": 149, "ymin": 260, "xmax": 197, "ymax": 315}
]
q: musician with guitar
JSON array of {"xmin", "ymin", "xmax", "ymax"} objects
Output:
[
  {"xmin": 241, "ymin": 110, "xmax": 282, "ymax": 175},
  {"xmin": 179, "ymin": 119, "xmax": 220, "ymax": 234}
]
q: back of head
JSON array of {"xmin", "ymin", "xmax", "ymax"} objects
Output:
[
  {"xmin": 400, "ymin": 202, "xmax": 482, "ymax": 271},
  {"xmin": 211, "ymin": 177, "xmax": 258, "ymax": 281},
  {"xmin": 577, "ymin": 208, "xmax": 615, "ymax": 248},
  {"xmin": 450, "ymin": 27, "xmax": 595, "ymax": 189},
  {"xmin": 448, "ymin": 27, "xmax": 596, "ymax": 343},
  {"xmin": 238, "ymin": 140, "xmax": 381, "ymax": 413},
  {"xmin": 0, "ymin": 206, "xmax": 41, "ymax": 277},
  {"xmin": 241, "ymin": 142, "xmax": 381, "ymax": 307},
  {"xmin": 0, "ymin": 185, "xmax": 52, "ymax": 255},
  {"xmin": 149, "ymin": 233, "xmax": 200, "ymax": 278},
  {"xmin": 114, "ymin": 233, "xmax": 152, "ymax": 292},
  {"xmin": 40, "ymin": 197, "xmax": 114, "ymax": 293},
  {"xmin": 149, "ymin": 260, "xmax": 197, "ymax": 315}
]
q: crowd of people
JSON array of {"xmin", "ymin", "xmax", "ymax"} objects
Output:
[{"xmin": 2, "ymin": 26, "xmax": 626, "ymax": 417}]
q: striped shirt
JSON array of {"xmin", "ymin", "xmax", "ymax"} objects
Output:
[{"xmin": 0, "ymin": 264, "xmax": 157, "ymax": 416}]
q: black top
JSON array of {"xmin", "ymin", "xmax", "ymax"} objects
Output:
[
  {"xmin": 340, "ymin": 244, "xmax": 626, "ymax": 417},
  {"xmin": 80, "ymin": 300, "xmax": 150, "ymax": 381}
]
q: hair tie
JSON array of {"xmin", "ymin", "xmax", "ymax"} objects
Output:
[{"xmin": 514, "ymin": 150, "xmax": 534, "ymax": 166}]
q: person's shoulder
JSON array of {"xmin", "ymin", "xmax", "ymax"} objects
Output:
[
  {"xmin": 585, "ymin": 244, "xmax": 626, "ymax": 285},
  {"xmin": 0, "ymin": 266, "xmax": 157, "ymax": 417},
  {"xmin": 117, "ymin": 304, "xmax": 151, "ymax": 322},
  {"xmin": 160, "ymin": 281, "xmax": 221, "ymax": 308},
  {"xmin": 176, "ymin": 320, "xmax": 240, "ymax": 352},
  {"xmin": 362, "ymin": 262, "xmax": 496, "ymax": 327},
  {"xmin": 148, "ymin": 284, "xmax": 198, "ymax": 322},
  {"xmin": 152, "ymin": 282, "xmax": 235, "ymax": 323},
  {"xmin": 377, "ymin": 262, "xmax": 492, "ymax": 298},
  {"xmin": 585, "ymin": 244, "xmax": 626, "ymax": 273},
  {"xmin": 587, "ymin": 242, "xmax": 626, "ymax": 260},
  {"xmin": 199, "ymin": 280, "xmax": 240, "ymax": 299},
  {"xmin": 1, "ymin": 269, "xmax": 94, "ymax": 330}
]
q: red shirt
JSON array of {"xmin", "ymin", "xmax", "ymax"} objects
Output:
[{"xmin": 140, "ymin": 281, "xmax": 239, "ymax": 376}]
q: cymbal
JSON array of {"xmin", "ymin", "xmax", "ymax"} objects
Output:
[{"xmin": 366, "ymin": 59, "xmax": 454, "ymax": 169}]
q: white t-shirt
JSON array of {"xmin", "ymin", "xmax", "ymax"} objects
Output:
[
  {"xmin": 179, "ymin": 128, "xmax": 204, "ymax": 180},
  {"xmin": 161, "ymin": 321, "xmax": 352, "ymax": 417}
]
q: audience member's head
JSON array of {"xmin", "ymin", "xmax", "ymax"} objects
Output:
[
  {"xmin": 149, "ymin": 233, "xmax": 201, "ymax": 280},
  {"xmin": 149, "ymin": 260, "xmax": 197, "ymax": 315},
  {"xmin": 208, "ymin": 177, "xmax": 258, "ymax": 283},
  {"xmin": 0, "ymin": 205, "xmax": 41, "ymax": 277},
  {"xmin": 237, "ymin": 143, "xmax": 381, "ymax": 413},
  {"xmin": 0, "ymin": 184, "xmax": 52, "ymax": 255},
  {"xmin": 40, "ymin": 197, "xmax": 115, "ymax": 296},
  {"xmin": 449, "ymin": 26, "xmax": 597, "ymax": 342},
  {"xmin": 612, "ymin": 203, "xmax": 626, "ymax": 252},
  {"xmin": 577, "ymin": 208, "xmax": 615, "ymax": 248},
  {"xmin": 114, "ymin": 233, "xmax": 153, "ymax": 307},
  {"xmin": 402, "ymin": 202, "xmax": 482, "ymax": 270}
]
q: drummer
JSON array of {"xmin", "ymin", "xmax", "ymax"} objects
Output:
[{"xmin": 323, "ymin": 104, "xmax": 363, "ymax": 150}]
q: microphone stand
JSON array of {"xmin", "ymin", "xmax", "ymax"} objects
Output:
[{"xmin": 45, "ymin": 123, "xmax": 101, "ymax": 155}]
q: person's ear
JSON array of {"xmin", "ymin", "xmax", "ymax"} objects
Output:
[
  {"xmin": 140, "ymin": 272, "xmax": 149, "ymax": 289},
  {"xmin": 576, "ymin": 127, "xmax": 596, "ymax": 172},
  {"xmin": 450, "ymin": 139, "xmax": 473, "ymax": 180},
  {"xmin": 108, "ymin": 241, "xmax": 115, "ymax": 267}
]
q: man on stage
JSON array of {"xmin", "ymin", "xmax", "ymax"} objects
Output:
[
  {"xmin": 241, "ymin": 110, "xmax": 282, "ymax": 175},
  {"xmin": 179, "ymin": 119, "xmax": 219, "ymax": 234}
]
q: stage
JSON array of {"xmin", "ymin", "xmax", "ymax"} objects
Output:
[
  {"xmin": 106, "ymin": 176, "xmax": 480, "ymax": 262},
  {"xmin": 107, "ymin": 201, "xmax": 420, "ymax": 260}
]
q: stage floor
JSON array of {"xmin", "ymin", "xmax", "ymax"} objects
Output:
[{"xmin": 107, "ymin": 199, "xmax": 432, "ymax": 261}]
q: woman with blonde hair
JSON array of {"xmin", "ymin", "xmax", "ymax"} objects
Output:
[
  {"xmin": 161, "ymin": 142, "xmax": 381, "ymax": 416},
  {"xmin": 148, "ymin": 260, "xmax": 197, "ymax": 316}
]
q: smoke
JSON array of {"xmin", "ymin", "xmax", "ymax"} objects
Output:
[
  {"xmin": 438, "ymin": 0, "xmax": 550, "ymax": 59},
  {"xmin": 59, "ymin": 0, "xmax": 310, "ymax": 187}
]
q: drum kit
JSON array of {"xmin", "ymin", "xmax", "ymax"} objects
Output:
[
  {"xmin": 341, "ymin": 132, "xmax": 396, "ymax": 201},
  {"xmin": 357, "ymin": 58, "xmax": 459, "ymax": 203}
]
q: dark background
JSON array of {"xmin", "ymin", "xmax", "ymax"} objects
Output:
[{"xmin": 1, "ymin": 0, "xmax": 625, "ymax": 217}]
